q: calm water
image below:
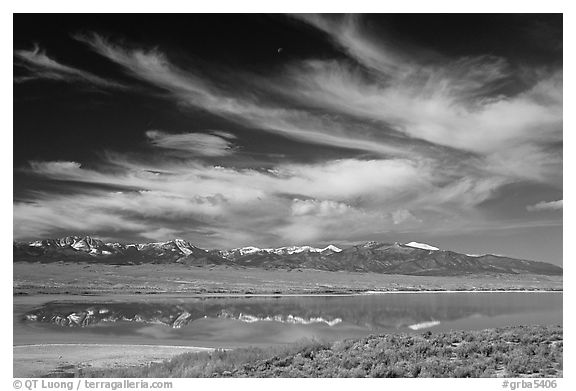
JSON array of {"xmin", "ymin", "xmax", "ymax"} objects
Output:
[{"xmin": 14, "ymin": 292, "xmax": 562, "ymax": 348}]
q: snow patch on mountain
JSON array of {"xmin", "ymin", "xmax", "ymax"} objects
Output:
[
  {"xmin": 220, "ymin": 312, "xmax": 342, "ymax": 326},
  {"xmin": 238, "ymin": 246, "xmax": 262, "ymax": 255},
  {"xmin": 221, "ymin": 244, "xmax": 342, "ymax": 257},
  {"xmin": 408, "ymin": 320, "xmax": 441, "ymax": 330},
  {"xmin": 174, "ymin": 239, "xmax": 194, "ymax": 256},
  {"xmin": 405, "ymin": 241, "xmax": 440, "ymax": 251},
  {"xmin": 71, "ymin": 240, "xmax": 90, "ymax": 251},
  {"xmin": 321, "ymin": 245, "xmax": 342, "ymax": 253}
]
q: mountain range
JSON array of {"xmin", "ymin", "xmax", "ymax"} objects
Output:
[{"xmin": 13, "ymin": 235, "xmax": 562, "ymax": 276}]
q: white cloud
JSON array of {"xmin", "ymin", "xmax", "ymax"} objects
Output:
[
  {"xmin": 209, "ymin": 130, "xmax": 237, "ymax": 140},
  {"xmin": 391, "ymin": 209, "xmax": 421, "ymax": 225},
  {"xmin": 280, "ymin": 57, "xmax": 561, "ymax": 155},
  {"xmin": 14, "ymin": 44, "xmax": 125, "ymax": 89},
  {"xmin": 146, "ymin": 130, "xmax": 236, "ymax": 156},
  {"xmin": 293, "ymin": 15, "xmax": 408, "ymax": 76},
  {"xmin": 13, "ymin": 194, "xmax": 148, "ymax": 239},
  {"xmin": 72, "ymin": 31, "xmax": 561, "ymax": 194},
  {"xmin": 28, "ymin": 161, "xmax": 82, "ymax": 176},
  {"xmin": 527, "ymin": 200, "xmax": 563, "ymax": 212},
  {"xmin": 288, "ymin": 16, "xmax": 562, "ymax": 187},
  {"xmin": 13, "ymin": 20, "xmax": 561, "ymax": 246},
  {"xmin": 290, "ymin": 199, "xmax": 350, "ymax": 217},
  {"xmin": 74, "ymin": 33, "xmax": 412, "ymax": 158},
  {"xmin": 16, "ymin": 153, "xmax": 509, "ymax": 246},
  {"xmin": 25, "ymin": 157, "xmax": 430, "ymax": 203},
  {"xmin": 139, "ymin": 227, "xmax": 182, "ymax": 241}
]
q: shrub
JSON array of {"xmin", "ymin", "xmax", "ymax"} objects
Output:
[{"xmin": 89, "ymin": 325, "xmax": 562, "ymax": 378}]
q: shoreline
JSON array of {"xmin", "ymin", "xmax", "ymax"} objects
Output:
[
  {"xmin": 36, "ymin": 325, "xmax": 563, "ymax": 378},
  {"xmin": 13, "ymin": 343, "xmax": 217, "ymax": 378},
  {"xmin": 13, "ymin": 288, "xmax": 563, "ymax": 298},
  {"xmin": 14, "ymin": 262, "xmax": 562, "ymax": 298},
  {"xmin": 14, "ymin": 343, "xmax": 216, "ymax": 350}
]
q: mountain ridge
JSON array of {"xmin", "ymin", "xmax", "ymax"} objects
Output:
[{"xmin": 13, "ymin": 235, "xmax": 563, "ymax": 276}]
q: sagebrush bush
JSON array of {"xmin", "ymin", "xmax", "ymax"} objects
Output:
[{"xmin": 88, "ymin": 325, "xmax": 562, "ymax": 378}]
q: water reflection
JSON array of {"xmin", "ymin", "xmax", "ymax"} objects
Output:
[{"xmin": 19, "ymin": 293, "xmax": 562, "ymax": 345}]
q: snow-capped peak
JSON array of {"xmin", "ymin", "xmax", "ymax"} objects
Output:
[
  {"xmin": 405, "ymin": 241, "xmax": 439, "ymax": 251},
  {"xmin": 282, "ymin": 246, "xmax": 315, "ymax": 254},
  {"xmin": 272, "ymin": 245, "xmax": 341, "ymax": 254},
  {"xmin": 237, "ymin": 246, "xmax": 262, "ymax": 255},
  {"xmin": 173, "ymin": 238, "xmax": 194, "ymax": 256},
  {"xmin": 320, "ymin": 245, "xmax": 342, "ymax": 253},
  {"xmin": 222, "ymin": 244, "xmax": 342, "ymax": 257}
]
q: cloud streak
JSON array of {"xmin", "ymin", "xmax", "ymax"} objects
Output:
[
  {"xmin": 288, "ymin": 16, "xmax": 562, "ymax": 186},
  {"xmin": 15, "ymin": 151, "xmax": 511, "ymax": 247},
  {"xmin": 74, "ymin": 33, "xmax": 416, "ymax": 157},
  {"xmin": 146, "ymin": 130, "xmax": 237, "ymax": 157},
  {"xmin": 527, "ymin": 200, "xmax": 563, "ymax": 212},
  {"xmin": 13, "ymin": 16, "xmax": 562, "ymax": 249},
  {"xmin": 14, "ymin": 44, "xmax": 125, "ymax": 89},
  {"xmin": 73, "ymin": 27, "xmax": 561, "ymax": 188}
]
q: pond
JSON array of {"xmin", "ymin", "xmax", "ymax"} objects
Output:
[{"xmin": 14, "ymin": 292, "xmax": 562, "ymax": 348}]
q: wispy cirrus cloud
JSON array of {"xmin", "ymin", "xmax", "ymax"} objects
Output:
[
  {"xmin": 13, "ymin": 192, "xmax": 149, "ymax": 239},
  {"xmin": 13, "ymin": 16, "xmax": 562, "ymax": 248},
  {"xmin": 73, "ymin": 33, "xmax": 413, "ymax": 158},
  {"xmin": 281, "ymin": 59, "xmax": 561, "ymax": 154},
  {"xmin": 527, "ymin": 200, "xmax": 563, "ymax": 212},
  {"xmin": 14, "ymin": 44, "xmax": 125, "ymax": 89},
  {"xmin": 16, "ymin": 150, "xmax": 509, "ymax": 246},
  {"xmin": 74, "ymin": 28, "xmax": 561, "ymax": 187},
  {"xmin": 288, "ymin": 15, "xmax": 562, "ymax": 186},
  {"xmin": 293, "ymin": 14, "xmax": 412, "ymax": 75}
]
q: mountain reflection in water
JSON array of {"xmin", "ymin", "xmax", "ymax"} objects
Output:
[{"xmin": 21, "ymin": 293, "xmax": 562, "ymax": 342}]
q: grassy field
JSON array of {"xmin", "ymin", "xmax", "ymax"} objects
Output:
[
  {"xmin": 87, "ymin": 325, "xmax": 562, "ymax": 378},
  {"xmin": 14, "ymin": 262, "xmax": 562, "ymax": 296}
]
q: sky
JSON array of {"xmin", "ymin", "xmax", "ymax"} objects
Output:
[{"xmin": 13, "ymin": 14, "xmax": 563, "ymax": 264}]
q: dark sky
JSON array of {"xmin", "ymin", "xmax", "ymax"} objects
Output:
[{"xmin": 13, "ymin": 14, "xmax": 563, "ymax": 264}]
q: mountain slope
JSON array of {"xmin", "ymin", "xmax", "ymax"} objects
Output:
[
  {"xmin": 13, "ymin": 236, "xmax": 215, "ymax": 265},
  {"xmin": 12, "ymin": 236, "xmax": 562, "ymax": 276}
]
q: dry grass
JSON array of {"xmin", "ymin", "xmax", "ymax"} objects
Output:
[
  {"xmin": 87, "ymin": 325, "xmax": 562, "ymax": 378},
  {"xmin": 14, "ymin": 262, "xmax": 562, "ymax": 296}
]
